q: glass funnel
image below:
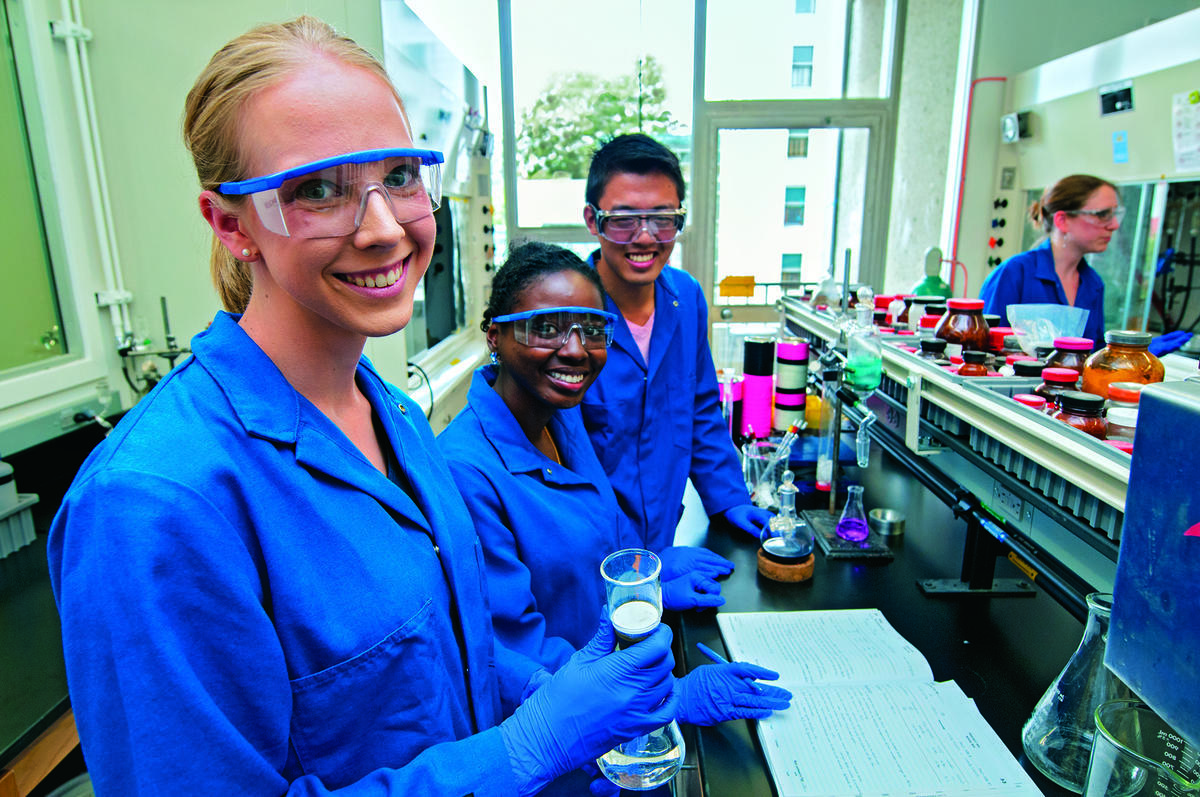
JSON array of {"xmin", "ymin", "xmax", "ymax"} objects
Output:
[
  {"xmin": 597, "ymin": 549, "xmax": 684, "ymax": 791},
  {"xmin": 1022, "ymin": 593, "xmax": 1132, "ymax": 793}
]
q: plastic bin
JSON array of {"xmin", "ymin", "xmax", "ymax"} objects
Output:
[{"xmin": 0, "ymin": 493, "xmax": 39, "ymax": 559}]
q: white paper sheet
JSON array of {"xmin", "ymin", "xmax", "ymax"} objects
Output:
[{"xmin": 716, "ymin": 610, "xmax": 1044, "ymax": 797}]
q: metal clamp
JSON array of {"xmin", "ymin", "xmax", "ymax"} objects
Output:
[{"xmin": 904, "ymin": 374, "xmax": 943, "ymax": 456}]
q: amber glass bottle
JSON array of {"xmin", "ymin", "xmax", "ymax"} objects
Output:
[
  {"xmin": 1052, "ymin": 391, "xmax": 1107, "ymax": 439},
  {"xmin": 958, "ymin": 350, "xmax": 989, "ymax": 377},
  {"xmin": 1080, "ymin": 330, "xmax": 1164, "ymax": 398},
  {"xmin": 934, "ymin": 299, "xmax": 989, "ymax": 357},
  {"xmin": 1045, "ymin": 337, "xmax": 1094, "ymax": 376},
  {"xmin": 1034, "ymin": 367, "xmax": 1080, "ymax": 412}
]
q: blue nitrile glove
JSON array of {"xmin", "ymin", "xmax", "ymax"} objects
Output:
[
  {"xmin": 659, "ymin": 546, "xmax": 735, "ymax": 581},
  {"xmin": 662, "ymin": 570, "xmax": 725, "ymax": 611},
  {"xmin": 582, "ymin": 761, "xmax": 620, "ymax": 797},
  {"xmin": 1150, "ymin": 330, "xmax": 1193, "ymax": 356},
  {"xmin": 675, "ymin": 661, "xmax": 794, "ymax": 726},
  {"xmin": 499, "ymin": 618, "xmax": 678, "ymax": 796},
  {"xmin": 721, "ymin": 504, "xmax": 775, "ymax": 541}
]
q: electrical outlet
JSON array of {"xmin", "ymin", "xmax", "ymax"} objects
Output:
[{"xmin": 991, "ymin": 481, "xmax": 1025, "ymax": 523}]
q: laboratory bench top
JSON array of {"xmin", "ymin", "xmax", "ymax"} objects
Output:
[{"xmin": 673, "ymin": 439, "xmax": 1084, "ymax": 797}]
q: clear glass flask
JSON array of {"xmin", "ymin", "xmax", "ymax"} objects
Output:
[
  {"xmin": 835, "ymin": 484, "xmax": 869, "ymax": 541},
  {"xmin": 597, "ymin": 549, "xmax": 685, "ymax": 791},
  {"xmin": 1022, "ymin": 593, "xmax": 1132, "ymax": 793},
  {"xmin": 766, "ymin": 470, "xmax": 813, "ymax": 558},
  {"xmin": 846, "ymin": 288, "xmax": 883, "ymax": 395}
]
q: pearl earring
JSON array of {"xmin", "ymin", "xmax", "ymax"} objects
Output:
[{"xmin": 241, "ymin": 248, "xmax": 252, "ymax": 258}]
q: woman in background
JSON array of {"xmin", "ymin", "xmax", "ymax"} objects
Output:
[
  {"xmin": 980, "ymin": 174, "xmax": 1119, "ymax": 346},
  {"xmin": 47, "ymin": 18, "xmax": 675, "ymax": 796}
]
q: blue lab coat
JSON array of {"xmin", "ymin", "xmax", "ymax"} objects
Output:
[
  {"xmin": 48, "ymin": 312, "xmax": 539, "ymax": 796},
  {"xmin": 581, "ymin": 252, "xmax": 748, "ymax": 552},
  {"xmin": 980, "ymin": 238, "xmax": 1107, "ymax": 346},
  {"xmin": 438, "ymin": 366, "xmax": 640, "ymax": 673}
]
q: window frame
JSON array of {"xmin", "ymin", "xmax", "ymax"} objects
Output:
[
  {"xmin": 0, "ymin": 0, "xmax": 121, "ymax": 450},
  {"xmin": 781, "ymin": 253, "xmax": 804, "ymax": 284},
  {"xmin": 689, "ymin": 0, "xmax": 903, "ymax": 306},
  {"xmin": 783, "ymin": 186, "xmax": 807, "ymax": 226},
  {"xmin": 790, "ymin": 45, "xmax": 814, "ymax": 88},
  {"xmin": 495, "ymin": 0, "xmax": 904, "ymax": 309},
  {"xmin": 787, "ymin": 128, "xmax": 810, "ymax": 157}
]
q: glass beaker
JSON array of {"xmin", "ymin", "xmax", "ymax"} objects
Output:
[
  {"xmin": 597, "ymin": 549, "xmax": 684, "ymax": 791},
  {"xmin": 1084, "ymin": 699, "xmax": 1200, "ymax": 796},
  {"xmin": 1022, "ymin": 593, "xmax": 1133, "ymax": 793},
  {"xmin": 835, "ymin": 484, "xmax": 869, "ymax": 541}
]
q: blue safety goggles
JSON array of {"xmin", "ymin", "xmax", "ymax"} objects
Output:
[
  {"xmin": 492, "ymin": 306, "xmax": 618, "ymax": 349},
  {"xmin": 218, "ymin": 147, "xmax": 444, "ymax": 238}
]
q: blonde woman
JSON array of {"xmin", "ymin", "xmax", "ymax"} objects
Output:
[{"xmin": 48, "ymin": 17, "xmax": 674, "ymax": 796}]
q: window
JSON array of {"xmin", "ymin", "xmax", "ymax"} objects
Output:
[
  {"xmin": 787, "ymin": 129, "xmax": 809, "ymax": 158},
  {"xmin": 503, "ymin": 0, "xmax": 694, "ymax": 232},
  {"xmin": 784, "ymin": 186, "xmax": 806, "ymax": 226},
  {"xmin": 1, "ymin": 3, "xmax": 64, "ymax": 373},
  {"xmin": 781, "ymin": 254, "xmax": 804, "ymax": 284},
  {"xmin": 790, "ymin": 46, "xmax": 813, "ymax": 88},
  {"xmin": 795, "ymin": 0, "xmax": 815, "ymax": 12}
]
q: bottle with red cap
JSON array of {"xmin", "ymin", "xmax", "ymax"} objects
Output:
[
  {"xmin": 1013, "ymin": 393, "xmax": 1047, "ymax": 412},
  {"xmin": 917, "ymin": 315, "xmax": 940, "ymax": 339},
  {"xmin": 1104, "ymin": 382, "xmax": 1143, "ymax": 414},
  {"xmin": 1044, "ymin": 337, "xmax": 1094, "ymax": 376},
  {"xmin": 1033, "ymin": 367, "xmax": 1080, "ymax": 413},
  {"xmin": 933, "ymin": 298, "xmax": 989, "ymax": 358}
]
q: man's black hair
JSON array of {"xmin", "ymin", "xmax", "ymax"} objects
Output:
[
  {"xmin": 481, "ymin": 241, "xmax": 608, "ymax": 331},
  {"xmin": 585, "ymin": 133, "xmax": 685, "ymax": 208}
]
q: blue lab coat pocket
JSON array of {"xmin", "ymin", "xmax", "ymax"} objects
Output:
[{"xmin": 288, "ymin": 598, "xmax": 467, "ymax": 787}]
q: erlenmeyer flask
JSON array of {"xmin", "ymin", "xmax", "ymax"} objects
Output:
[
  {"xmin": 835, "ymin": 484, "xmax": 869, "ymax": 541},
  {"xmin": 1022, "ymin": 593, "xmax": 1132, "ymax": 793},
  {"xmin": 598, "ymin": 550, "xmax": 685, "ymax": 790},
  {"xmin": 597, "ymin": 720, "xmax": 685, "ymax": 791}
]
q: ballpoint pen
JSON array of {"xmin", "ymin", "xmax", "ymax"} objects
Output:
[
  {"xmin": 696, "ymin": 641, "xmax": 765, "ymax": 692},
  {"xmin": 696, "ymin": 641, "xmax": 728, "ymax": 664}
]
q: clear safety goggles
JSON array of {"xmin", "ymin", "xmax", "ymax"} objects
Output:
[
  {"xmin": 1068, "ymin": 205, "xmax": 1125, "ymax": 226},
  {"xmin": 492, "ymin": 306, "xmax": 619, "ymax": 349},
  {"xmin": 219, "ymin": 148, "xmax": 444, "ymax": 238},
  {"xmin": 589, "ymin": 205, "xmax": 686, "ymax": 244}
]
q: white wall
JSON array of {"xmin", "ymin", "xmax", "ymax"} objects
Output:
[
  {"xmin": 954, "ymin": 0, "xmax": 1200, "ymax": 299},
  {"xmin": 882, "ymin": 0, "xmax": 964, "ymax": 295}
]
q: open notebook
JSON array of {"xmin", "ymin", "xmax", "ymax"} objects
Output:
[{"xmin": 717, "ymin": 609, "xmax": 1044, "ymax": 797}]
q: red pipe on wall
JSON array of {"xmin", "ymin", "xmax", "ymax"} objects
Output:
[{"xmin": 949, "ymin": 76, "xmax": 1007, "ymax": 295}]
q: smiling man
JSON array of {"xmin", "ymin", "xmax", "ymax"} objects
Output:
[{"xmin": 580, "ymin": 133, "xmax": 772, "ymax": 552}]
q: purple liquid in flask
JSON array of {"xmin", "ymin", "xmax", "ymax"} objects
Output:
[
  {"xmin": 835, "ymin": 517, "xmax": 869, "ymax": 541},
  {"xmin": 836, "ymin": 485, "xmax": 870, "ymax": 542}
]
